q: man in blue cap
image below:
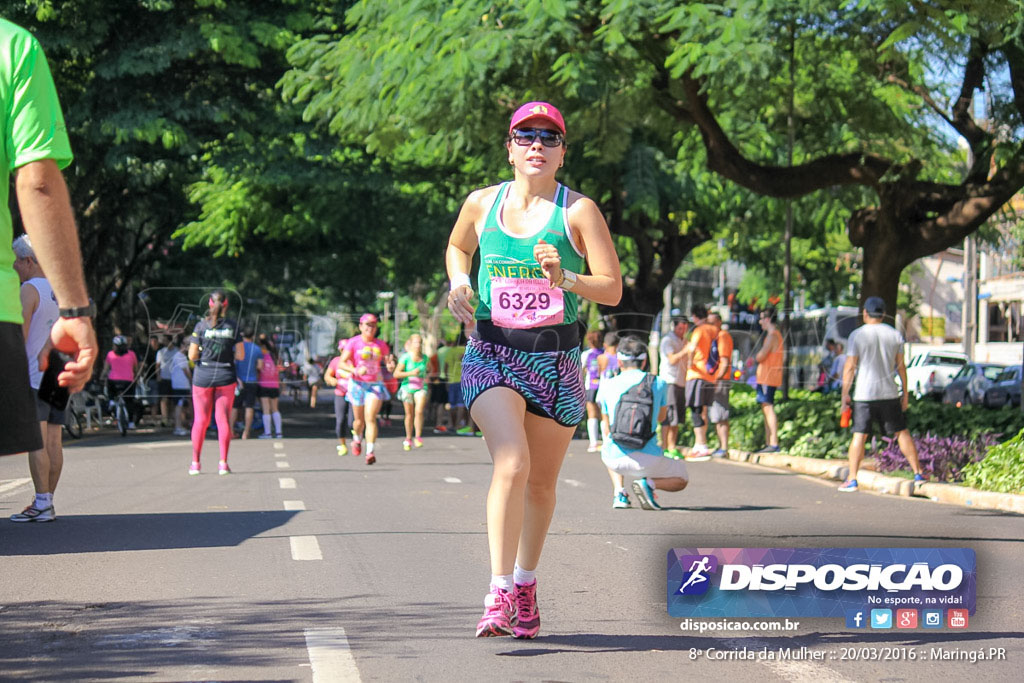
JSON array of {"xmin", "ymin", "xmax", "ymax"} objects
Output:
[{"xmin": 838, "ymin": 296, "xmax": 924, "ymax": 492}]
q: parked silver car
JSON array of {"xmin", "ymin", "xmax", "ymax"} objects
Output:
[
  {"xmin": 983, "ymin": 365, "xmax": 1022, "ymax": 408},
  {"xmin": 942, "ymin": 363, "xmax": 1008, "ymax": 406}
]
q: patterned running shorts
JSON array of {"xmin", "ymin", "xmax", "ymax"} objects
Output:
[{"xmin": 461, "ymin": 337, "xmax": 585, "ymax": 427}]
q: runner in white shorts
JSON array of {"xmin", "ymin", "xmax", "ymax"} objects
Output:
[{"xmin": 596, "ymin": 336, "xmax": 689, "ymax": 510}]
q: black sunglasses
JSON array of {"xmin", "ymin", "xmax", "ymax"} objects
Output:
[{"xmin": 509, "ymin": 127, "xmax": 565, "ymax": 148}]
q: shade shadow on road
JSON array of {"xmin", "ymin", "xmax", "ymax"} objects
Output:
[
  {"xmin": 0, "ymin": 511, "xmax": 298, "ymax": 556},
  {"xmin": 0, "ymin": 597, "xmax": 353, "ymax": 681}
]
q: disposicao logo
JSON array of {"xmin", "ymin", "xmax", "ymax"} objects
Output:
[{"xmin": 667, "ymin": 548, "xmax": 976, "ymax": 619}]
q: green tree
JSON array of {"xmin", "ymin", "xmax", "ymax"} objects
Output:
[{"xmin": 283, "ymin": 0, "xmax": 1024, "ymax": 324}]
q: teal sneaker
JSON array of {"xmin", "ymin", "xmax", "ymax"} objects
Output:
[
  {"xmin": 612, "ymin": 491, "xmax": 631, "ymax": 509},
  {"xmin": 631, "ymin": 478, "xmax": 662, "ymax": 510}
]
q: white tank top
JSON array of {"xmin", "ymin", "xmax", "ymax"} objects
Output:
[{"xmin": 23, "ymin": 277, "xmax": 59, "ymax": 389}]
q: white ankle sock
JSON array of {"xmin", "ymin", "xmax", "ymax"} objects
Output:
[
  {"xmin": 490, "ymin": 574, "xmax": 514, "ymax": 592},
  {"xmin": 587, "ymin": 418, "xmax": 599, "ymax": 444},
  {"xmin": 35, "ymin": 493, "xmax": 52, "ymax": 509},
  {"xmin": 513, "ymin": 565, "xmax": 536, "ymax": 586},
  {"xmin": 367, "ymin": 442, "xmax": 375, "ymax": 454}
]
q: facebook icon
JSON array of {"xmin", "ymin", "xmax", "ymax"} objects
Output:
[{"xmin": 845, "ymin": 609, "xmax": 866, "ymax": 629}]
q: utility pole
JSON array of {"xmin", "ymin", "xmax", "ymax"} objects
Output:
[{"xmin": 781, "ymin": 19, "xmax": 796, "ymax": 400}]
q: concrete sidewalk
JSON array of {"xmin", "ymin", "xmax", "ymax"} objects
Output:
[{"xmin": 702, "ymin": 447, "xmax": 1024, "ymax": 515}]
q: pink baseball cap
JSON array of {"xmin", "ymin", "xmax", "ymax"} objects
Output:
[
  {"xmin": 359, "ymin": 313, "xmax": 378, "ymax": 324},
  {"xmin": 509, "ymin": 101, "xmax": 565, "ymax": 135}
]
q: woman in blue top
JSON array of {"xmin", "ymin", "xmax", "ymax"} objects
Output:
[{"xmin": 446, "ymin": 101, "xmax": 622, "ymax": 639}]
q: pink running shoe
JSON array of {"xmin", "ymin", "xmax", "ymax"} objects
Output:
[
  {"xmin": 475, "ymin": 587, "xmax": 517, "ymax": 637},
  {"xmin": 413, "ymin": 437, "xmax": 424, "ymax": 448},
  {"xmin": 512, "ymin": 581, "xmax": 540, "ymax": 639},
  {"xmin": 218, "ymin": 462, "xmax": 231, "ymax": 475},
  {"xmin": 188, "ymin": 462, "xmax": 201, "ymax": 476},
  {"xmin": 352, "ymin": 440, "xmax": 362, "ymax": 457}
]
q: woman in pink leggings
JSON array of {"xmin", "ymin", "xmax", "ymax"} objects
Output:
[{"xmin": 186, "ymin": 290, "xmax": 244, "ymax": 475}]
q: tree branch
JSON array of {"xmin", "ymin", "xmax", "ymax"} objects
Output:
[
  {"xmin": 680, "ymin": 70, "xmax": 897, "ymax": 197},
  {"xmin": 951, "ymin": 40, "xmax": 987, "ymax": 147}
]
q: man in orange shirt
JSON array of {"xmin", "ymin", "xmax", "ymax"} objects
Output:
[
  {"xmin": 707, "ymin": 313, "xmax": 733, "ymax": 457},
  {"xmin": 682, "ymin": 304, "xmax": 717, "ymax": 460},
  {"xmin": 754, "ymin": 306, "xmax": 784, "ymax": 453}
]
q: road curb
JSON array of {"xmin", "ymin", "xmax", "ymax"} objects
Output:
[{"xmin": 710, "ymin": 448, "xmax": 1024, "ymax": 515}]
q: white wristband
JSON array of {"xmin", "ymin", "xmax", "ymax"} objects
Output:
[{"xmin": 450, "ymin": 273, "xmax": 472, "ymax": 291}]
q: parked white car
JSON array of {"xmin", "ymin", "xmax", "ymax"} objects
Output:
[{"xmin": 905, "ymin": 350, "xmax": 968, "ymax": 399}]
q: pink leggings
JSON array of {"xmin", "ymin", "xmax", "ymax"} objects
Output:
[{"xmin": 191, "ymin": 384, "xmax": 235, "ymax": 462}]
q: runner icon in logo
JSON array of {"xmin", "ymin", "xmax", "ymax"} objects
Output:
[{"xmin": 677, "ymin": 555, "xmax": 718, "ymax": 595}]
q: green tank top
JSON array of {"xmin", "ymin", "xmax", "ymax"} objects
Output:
[{"xmin": 475, "ymin": 183, "xmax": 586, "ymax": 328}]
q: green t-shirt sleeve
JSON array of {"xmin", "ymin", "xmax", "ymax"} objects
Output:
[{"xmin": 6, "ymin": 29, "xmax": 73, "ymax": 171}]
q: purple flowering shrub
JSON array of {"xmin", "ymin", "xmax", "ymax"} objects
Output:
[{"xmin": 872, "ymin": 433, "xmax": 1000, "ymax": 482}]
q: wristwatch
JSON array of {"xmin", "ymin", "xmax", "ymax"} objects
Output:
[
  {"xmin": 558, "ymin": 269, "xmax": 578, "ymax": 291},
  {"xmin": 59, "ymin": 301, "xmax": 96, "ymax": 318}
]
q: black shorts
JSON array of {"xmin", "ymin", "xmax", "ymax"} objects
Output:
[
  {"xmin": 35, "ymin": 394, "xmax": 66, "ymax": 425},
  {"xmin": 685, "ymin": 378, "xmax": 713, "ymax": 409},
  {"xmin": 585, "ymin": 388, "xmax": 599, "ymax": 404},
  {"xmin": 257, "ymin": 386, "xmax": 280, "ymax": 399},
  {"xmin": 430, "ymin": 382, "xmax": 447, "ymax": 404},
  {"xmin": 157, "ymin": 379, "xmax": 173, "ymax": 397},
  {"xmin": 661, "ymin": 383, "xmax": 687, "ymax": 426},
  {"xmin": 0, "ymin": 321, "xmax": 44, "ymax": 455},
  {"xmin": 852, "ymin": 399, "xmax": 907, "ymax": 436},
  {"xmin": 233, "ymin": 381, "xmax": 258, "ymax": 408}
]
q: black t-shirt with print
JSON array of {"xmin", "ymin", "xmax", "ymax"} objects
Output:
[{"xmin": 190, "ymin": 317, "xmax": 241, "ymax": 387}]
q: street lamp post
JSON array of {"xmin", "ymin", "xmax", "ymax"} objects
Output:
[{"xmin": 377, "ymin": 291, "xmax": 395, "ymax": 348}]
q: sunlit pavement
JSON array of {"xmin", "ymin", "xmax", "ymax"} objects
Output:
[{"xmin": 1, "ymin": 402, "xmax": 1021, "ymax": 682}]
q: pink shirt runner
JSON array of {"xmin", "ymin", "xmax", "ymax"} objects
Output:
[
  {"xmin": 327, "ymin": 356, "xmax": 349, "ymax": 396},
  {"xmin": 343, "ymin": 336, "xmax": 390, "ymax": 383},
  {"xmin": 106, "ymin": 350, "xmax": 137, "ymax": 381},
  {"xmin": 258, "ymin": 352, "xmax": 280, "ymax": 388}
]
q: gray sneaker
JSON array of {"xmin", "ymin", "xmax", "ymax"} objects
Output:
[{"xmin": 10, "ymin": 504, "xmax": 55, "ymax": 523}]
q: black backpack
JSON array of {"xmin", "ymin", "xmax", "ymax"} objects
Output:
[{"xmin": 610, "ymin": 375, "xmax": 656, "ymax": 450}]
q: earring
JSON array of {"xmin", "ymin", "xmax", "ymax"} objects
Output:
[{"xmin": 509, "ymin": 159, "xmax": 514, "ymax": 165}]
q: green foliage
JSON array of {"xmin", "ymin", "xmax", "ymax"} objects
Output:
[{"xmin": 962, "ymin": 428, "xmax": 1024, "ymax": 494}]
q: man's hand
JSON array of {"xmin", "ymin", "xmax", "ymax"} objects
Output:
[
  {"xmin": 841, "ymin": 392, "xmax": 852, "ymax": 409},
  {"xmin": 46, "ymin": 317, "xmax": 98, "ymax": 392}
]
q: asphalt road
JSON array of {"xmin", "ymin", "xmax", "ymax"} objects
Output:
[{"xmin": 1, "ymin": 403, "xmax": 1022, "ymax": 682}]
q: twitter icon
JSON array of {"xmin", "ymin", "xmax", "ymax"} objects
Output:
[{"xmin": 870, "ymin": 609, "xmax": 892, "ymax": 629}]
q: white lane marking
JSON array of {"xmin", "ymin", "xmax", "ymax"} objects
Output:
[
  {"xmin": 131, "ymin": 442, "xmax": 183, "ymax": 450},
  {"xmin": 443, "ymin": 477, "xmax": 462, "ymax": 484},
  {"xmin": 279, "ymin": 478, "xmax": 296, "ymax": 489},
  {"xmin": 276, "ymin": 462, "xmax": 290, "ymax": 469},
  {"xmin": 275, "ymin": 452, "xmax": 287, "ymax": 458},
  {"xmin": 283, "ymin": 500, "xmax": 305, "ymax": 511},
  {"xmin": 562, "ymin": 479, "xmax": 584, "ymax": 487},
  {"xmin": 0, "ymin": 478, "xmax": 32, "ymax": 496},
  {"xmin": 290, "ymin": 536, "xmax": 322, "ymax": 561},
  {"xmin": 305, "ymin": 627, "xmax": 361, "ymax": 682},
  {"xmin": 274, "ymin": 442, "xmax": 284, "ymax": 450}
]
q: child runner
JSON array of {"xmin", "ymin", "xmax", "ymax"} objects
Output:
[
  {"xmin": 256, "ymin": 335, "xmax": 283, "ymax": 438},
  {"xmin": 187, "ymin": 290, "xmax": 244, "ymax": 475},
  {"xmin": 597, "ymin": 336, "xmax": 689, "ymax": 510},
  {"xmin": 324, "ymin": 350, "xmax": 352, "ymax": 454},
  {"xmin": 446, "ymin": 101, "xmax": 621, "ymax": 638},
  {"xmin": 338, "ymin": 313, "xmax": 396, "ymax": 465},
  {"xmin": 395, "ymin": 333, "xmax": 429, "ymax": 450}
]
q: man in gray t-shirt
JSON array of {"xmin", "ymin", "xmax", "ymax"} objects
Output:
[{"xmin": 838, "ymin": 297, "xmax": 923, "ymax": 493}]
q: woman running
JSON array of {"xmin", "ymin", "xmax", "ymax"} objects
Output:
[
  {"xmin": 446, "ymin": 101, "xmax": 621, "ymax": 638},
  {"xmin": 256, "ymin": 335, "xmax": 283, "ymax": 438},
  {"xmin": 324, "ymin": 349, "xmax": 352, "ymax": 454},
  {"xmin": 581, "ymin": 330, "xmax": 603, "ymax": 452},
  {"xmin": 187, "ymin": 290, "xmax": 244, "ymax": 475},
  {"xmin": 394, "ymin": 333, "xmax": 429, "ymax": 450},
  {"xmin": 338, "ymin": 313, "xmax": 396, "ymax": 465}
]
